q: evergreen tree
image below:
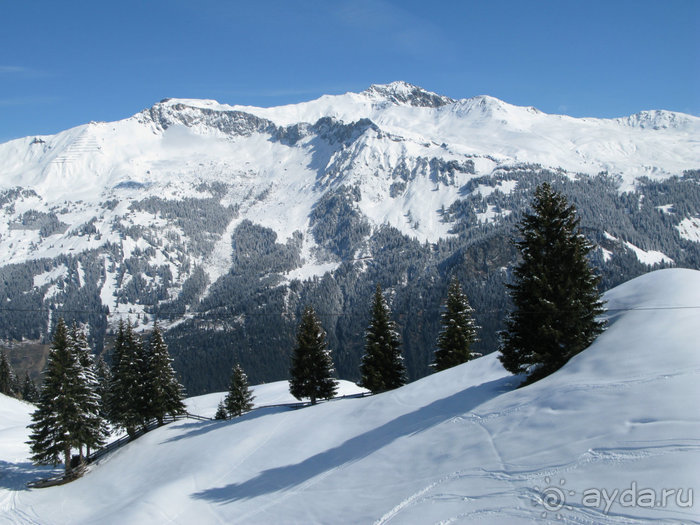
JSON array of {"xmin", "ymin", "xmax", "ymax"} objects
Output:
[
  {"xmin": 106, "ymin": 320, "xmax": 126, "ymax": 426},
  {"xmin": 214, "ymin": 401, "xmax": 228, "ymax": 420},
  {"xmin": 144, "ymin": 322, "xmax": 186, "ymax": 425},
  {"xmin": 109, "ymin": 320, "xmax": 147, "ymax": 436},
  {"xmin": 68, "ymin": 323, "xmax": 107, "ymax": 458},
  {"xmin": 360, "ymin": 284, "xmax": 406, "ymax": 393},
  {"xmin": 433, "ymin": 277, "xmax": 480, "ymax": 372},
  {"xmin": 499, "ymin": 183, "xmax": 606, "ymax": 384},
  {"xmin": 0, "ymin": 350, "xmax": 17, "ymax": 397},
  {"xmin": 289, "ymin": 306, "xmax": 338, "ymax": 405},
  {"xmin": 21, "ymin": 372, "xmax": 39, "ymax": 403},
  {"xmin": 223, "ymin": 363, "xmax": 255, "ymax": 417},
  {"xmin": 94, "ymin": 356, "xmax": 111, "ymax": 418},
  {"xmin": 27, "ymin": 318, "xmax": 84, "ymax": 474}
]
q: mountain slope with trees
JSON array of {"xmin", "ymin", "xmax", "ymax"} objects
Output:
[
  {"xmin": 1, "ymin": 269, "xmax": 698, "ymax": 524},
  {"xmin": 0, "ymin": 84, "xmax": 697, "ymax": 394}
]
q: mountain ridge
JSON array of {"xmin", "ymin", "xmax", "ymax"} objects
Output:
[{"xmin": 0, "ymin": 82, "xmax": 698, "ymax": 393}]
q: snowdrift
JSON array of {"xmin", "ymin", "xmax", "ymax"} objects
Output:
[{"xmin": 1, "ymin": 268, "xmax": 699, "ymax": 524}]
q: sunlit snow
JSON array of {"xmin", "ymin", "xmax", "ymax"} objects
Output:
[{"xmin": 2, "ymin": 269, "xmax": 698, "ymax": 524}]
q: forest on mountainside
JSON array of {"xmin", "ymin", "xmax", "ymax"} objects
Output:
[{"xmin": 1, "ymin": 168, "xmax": 699, "ymax": 394}]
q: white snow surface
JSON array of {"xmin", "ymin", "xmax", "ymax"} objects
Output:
[
  {"xmin": 677, "ymin": 216, "xmax": 700, "ymax": 243},
  {"xmin": 184, "ymin": 379, "xmax": 368, "ymax": 419},
  {"xmin": 623, "ymin": 241, "xmax": 674, "ymax": 266},
  {"xmin": 1, "ymin": 268, "xmax": 699, "ymax": 524}
]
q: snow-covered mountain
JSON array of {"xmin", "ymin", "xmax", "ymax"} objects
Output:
[
  {"xmin": 1, "ymin": 269, "xmax": 698, "ymax": 524},
  {"xmin": 0, "ymin": 82, "xmax": 699, "ymax": 391}
]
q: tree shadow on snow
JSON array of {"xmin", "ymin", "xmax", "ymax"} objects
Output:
[
  {"xmin": 0, "ymin": 460, "xmax": 61, "ymax": 491},
  {"xmin": 162, "ymin": 406, "xmax": 292, "ymax": 445},
  {"xmin": 192, "ymin": 376, "xmax": 514, "ymax": 504}
]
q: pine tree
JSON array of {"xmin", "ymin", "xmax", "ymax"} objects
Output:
[
  {"xmin": 360, "ymin": 284, "xmax": 406, "ymax": 393},
  {"xmin": 0, "ymin": 350, "xmax": 18, "ymax": 397},
  {"xmin": 68, "ymin": 323, "xmax": 107, "ymax": 459},
  {"xmin": 223, "ymin": 363, "xmax": 255, "ymax": 417},
  {"xmin": 27, "ymin": 318, "xmax": 84, "ymax": 474},
  {"xmin": 214, "ymin": 401, "xmax": 228, "ymax": 420},
  {"xmin": 21, "ymin": 372, "xmax": 39, "ymax": 403},
  {"xmin": 289, "ymin": 306, "xmax": 338, "ymax": 405},
  {"xmin": 144, "ymin": 322, "xmax": 185, "ymax": 425},
  {"xmin": 499, "ymin": 183, "xmax": 606, "ymax": 385},
  {"xmin": 433, "ymin": 277, "xmax": 480, "ymax": 372}
]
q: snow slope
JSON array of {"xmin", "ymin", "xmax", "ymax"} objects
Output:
[
  {"xmin": 1, "ymin": 268, "xmax": 699, "ymax": 524},
  {"xmin": 184, "ymin": 379, "xmax": 368, "ymax": 419}
]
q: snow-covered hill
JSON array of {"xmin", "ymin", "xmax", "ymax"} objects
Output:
[
  {"xmin": 1, "ymin": 269, "xmax": 698, "ymax": 524},
  {"xmin": 183, "ymin": 379, "xmax": 368, "ymax": 419}
]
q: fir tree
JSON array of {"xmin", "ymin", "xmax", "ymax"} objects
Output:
[
  {"xmin": 289, "ymin": 306, "xmax": 338, "ymax": 405},
  {"xmin": 433, "ymin": 277, "xmax": 480, "ymax": 372},
  {"xmin": 21, "ymin": 372, "xmax": 39, "ymax": 403},
  {"xmin": 144, "ymin": 322, "xmax": 185, "ymax": 425},
  {"xmin": 27, "ymin": 318, "xmax": 84, "ymax": 474},
  {"xmin": 499, "ymin": 183, "xmax": 606, "ymax": 385},
  {"xmin": 214, "ymin": 401, "xmax": 228, "ymax": 420},
  {"xmin": 223, "ymin": 363, "xmax": 255, "ymax": 417},
  {"xmin": 360, "ymin": 284, "xmax": 406, "ymax": 393},
  {"xmin": 68, "ymin": 323, "xmax": 107, "ymax": 459},
  {"xmin": 0, "ymin": 350, "xmax": 17, "ymax": 397}
]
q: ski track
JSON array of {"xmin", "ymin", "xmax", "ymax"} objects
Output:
[{"xmin": 371, "ymin": 441, "xmax": 700, "ymax": 524}]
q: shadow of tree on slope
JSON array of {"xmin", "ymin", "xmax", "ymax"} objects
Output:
[
  {"xmin": 0, "ymin": 460, "xmax": 60, "ymax": 491},
  {"xmin": 162, "ymin": 407, "xmax": 292, "ymax": 445},
  {"xmin": 192, "ymin": 376, "xmax": 514, "ymax": 503}
]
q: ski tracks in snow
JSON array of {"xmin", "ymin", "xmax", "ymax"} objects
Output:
[
  {"xmin": 374, "ymin": 417, "xmax": 512, "ymax": 525},
  {"xmin": 372, "ymin": 434, "xmax": 700, "ymax": 523},
  {"xmin": 0, "ymin": 490, "xmax": 42, "ymax": 525}
]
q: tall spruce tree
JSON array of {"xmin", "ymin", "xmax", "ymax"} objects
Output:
[
  {"xmin": 360, "ymin": 284, "xmax": 406, "ymax": 393},
  {"xmin": 144, "ymin": 322, "xmax": 186, "ymax": 425},
  {"xmin": 223, "ymin": 363, "xmax": 255, "ymax": 417},
  {"xmin": 433, "ymin": 277, "xmax": 480, "ymax": 372},
  {"xmin": 27, "ymin": 318, "xmax": 84, "ymax": 474},
  {"xmin": 94, "ymin": 356, "xmax": 111, "ymax": 419},
  {"xmin": 109, "ymin": 320, "xmax": 147, "ymax": 436},
  {"xmin": 289, "ymin": 306, "xmax": 338, "ymax": 405},
  {"xmin": 68, "ymin": 323, "xmax": 107, "ymax": 459},
  {"xmin": 106, "ymin": 320, "xmax": 126, "ymax": 427},
  {"xmin": 499, "ymin": 182, "xmax": 606, "ymax": 385}
]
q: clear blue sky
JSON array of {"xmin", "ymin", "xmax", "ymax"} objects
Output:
[{"xmin": 1, "ymin": 0, "xmax": 698, "ymax": 142}]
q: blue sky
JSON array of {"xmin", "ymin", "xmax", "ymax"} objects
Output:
[{"xmin": 1, "ymin": 0, "xmax": 698, "ymax": 142}]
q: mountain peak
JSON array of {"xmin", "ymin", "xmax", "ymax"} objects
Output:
[
  {"xmin": 151, "ymin": 97, "xmax": 236, "ymax": 112},
  {"xmin": 363, "ymin": 81, "xmax": 454, "ymax": 108},
  {"xmin": 617, "ymin": 109, "xmax": 699, "ymax": 131}
]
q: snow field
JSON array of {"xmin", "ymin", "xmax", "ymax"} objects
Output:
[{"xmin": 0, "ymin": 269, "xmax": 698, "ymax": 523}]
